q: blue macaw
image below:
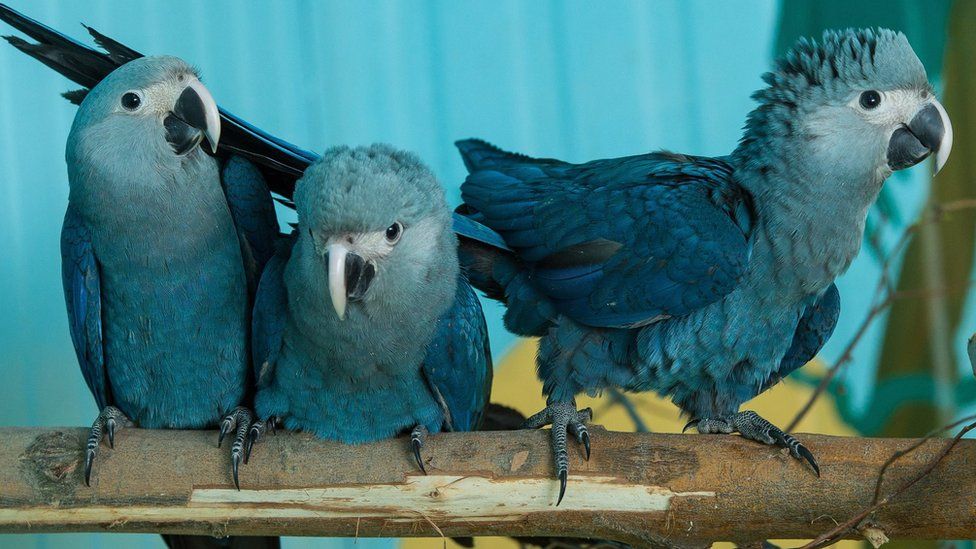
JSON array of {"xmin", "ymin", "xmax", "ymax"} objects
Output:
[
  {"xmin": 246, "ymin": 145, "xmax": 492, "ymax": 473},
  {"xmin": 2, "ymin": 0, "xmax": 282, "ymax": 499},
  {"xmin": 454, "ymin": 28, "xmax": 952, "ymax": 504}
]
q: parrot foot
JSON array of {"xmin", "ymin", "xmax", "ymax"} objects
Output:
[
  {"xmin": 685, "ymin": 410, "xmax": 820, "ymax": 476},
  {"xmin": 84, "ymin": 406, "xmax": 132, "ymax": 487},
  {"xmin": 410, "ymin": 424, "xmax": 429, "ymax": 474},
  {"xmin": 522, "ymin": 401, "xmax": 593, "ymax": 506},
  {"xmin": 244, "ymin": 416, "xmax": 278, "ymax": 465},
  {"xmin": 218, "ymin": 406, "xmax": 254, "ymax": 490}
]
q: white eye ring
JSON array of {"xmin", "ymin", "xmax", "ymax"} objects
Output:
[{"xmin": 120, "ymin": 90, "xmax": 144, "ymax": 111}]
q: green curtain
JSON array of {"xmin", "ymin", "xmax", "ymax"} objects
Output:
[{"xmin": 874, "ymin": 0, "xmax": 976, "ymax": 438}]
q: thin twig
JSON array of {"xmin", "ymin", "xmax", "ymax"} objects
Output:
[
  {"xmin": 787, "ymin": 199, "xmax": 976, "ymax": 431},
  {"xmin": 605, "ymin": 388, "xmax": 650, "ymax": 433},
  {"xmin": 871, "ymin": 412, "xmax": 976, "ymax": 504},
  {"xmin": 797, "ymin": 416, "xmax": 976, "ymax": 549}
]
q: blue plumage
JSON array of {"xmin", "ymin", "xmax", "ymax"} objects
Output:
[
  {"xmin": 456, "ymin": 28, "xmax": 953, "ymax": 502},
  {"xmin": 54, "ymin": 56, "xmax": 279, "ymax": 500},
  {"xmin": 222, "ymin": 155, "xmax": 281, "ymax": 284},
  {"xmin": 422, "ymin": 279, "xmax": 493, "ymax": 433},
  {"xmin": 61, "ymin": 207, "xmax": 108, "ymax": 411},
  {"xmin": 250, "ymin": 145, "xmax": 492, "ymax": 467}
]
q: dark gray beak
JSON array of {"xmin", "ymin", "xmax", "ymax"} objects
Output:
[
  {"xmin": 887, "ymin": 99, "xmax": 953, "ymax": 174},
  {"xmin": 164, "ymin": 78, "xmax": 221, "ymax": 155}
]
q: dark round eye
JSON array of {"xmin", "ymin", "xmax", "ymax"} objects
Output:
[
  {"xmin": 859, "ymin": 90, "xmax": 882, "ymax": 110},
  {"xmin": 385, "ymin": 222, "xmax": 402, "ymax": 243},
  {"xmin": 121, "ymin": 92, "xmax": 142, "ymax": 110}
]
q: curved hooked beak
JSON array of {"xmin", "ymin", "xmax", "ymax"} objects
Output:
[
  {"xmin": 164, "ymin": 78, "xmax": 221, "ymax": 155},
  {"xmin": 887, "ymin": 98, "xmax": 953, "ymax": 175},
  {"xmin": 326, "ymin": 242, "xmax": 376, "ymax": 320}
]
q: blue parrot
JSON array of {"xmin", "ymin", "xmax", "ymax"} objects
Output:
[
  {"xmin": 246, "ymin": 145, "xmax": 492, "ymax": 472},
  {"xmin": 0, "ymin": 5, "xmax": 290, "ymax": 489},
  {"xmin": 454, "ymin": 28, "xmax": 953, "ymax": 504}
]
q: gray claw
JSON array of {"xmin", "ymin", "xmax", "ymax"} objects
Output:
[
  {"xmin": 795, "ymin": 443, "xmax": 820, "ymax": 477},
  {"xmin": 557, "ymin": 469, "xmax": 567, "ymax": 506},
  {"xmin": 232, "ymin": 452, "xmax": 241, "ymax": 490},
  {"xmin": 83, "ymin": 406, "xmax": 129, "ymax": 487},
  {"xmin": 698, "ymin": 410, "xmax": 820, "ymax": 477},
  {"xmin": 245, "ymin": 424, "xmax": 261, "ymax": 464},
  {"xmin": 412, "ymin": 438, "xmax": 426, "ymax": 474},
  {"xmin": 682, "ymin": 418, "xmax": 700, "ymax": 433},
  {"xmin": 106, "ymin": 418, "xmax": 116, "ymax": 449},
  {"xmin": 223, "ymin": 407, "xmax": 252, "ymax": 487},
  {"xmin": 84, "ymin": 448, "xmax": 94, "ymax": 487},
  {"xmin": 581, "ymin": 430, "xmax": 591, "ymax": 461},
  {"xmin": 217, "ymin": 418, "xmax": 233, "ymax": 448},
  {"xmin": 410, "ymin": 425, "xmax": 428, "ymax": 474}
]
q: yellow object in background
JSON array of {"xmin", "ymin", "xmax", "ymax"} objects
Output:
[{"xmin": 403, "ymin": 339, "xmax": 858, "ymax": 549}]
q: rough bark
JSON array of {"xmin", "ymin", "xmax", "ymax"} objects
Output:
[{"xmin": 1, "ymin": 427, "xmax": 973, "ymax": 546}]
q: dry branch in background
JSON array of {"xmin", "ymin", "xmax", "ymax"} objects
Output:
[
  {"xmin": 787, "ymin": 199, "xmax": 976, "ymax": 432},
  {"xmin": 1, "ymin": 427, "xmax": 975, "ymax": 547}
]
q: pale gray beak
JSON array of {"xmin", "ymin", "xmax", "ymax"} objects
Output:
[{"xmin": 326, "ymin": 242, "xmax": 376, "ymax": 320}]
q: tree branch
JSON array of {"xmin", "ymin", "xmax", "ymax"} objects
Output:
[{"xmin": 1, "ymin": 428, "xmax": 974, "ymax": 546}]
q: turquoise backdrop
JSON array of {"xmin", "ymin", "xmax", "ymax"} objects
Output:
[{"xmin": 0, "ymin": 1, "xmax": 943, "ymax": 548}]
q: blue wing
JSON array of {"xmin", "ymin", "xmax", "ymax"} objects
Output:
[
  {"xmin": 458, "ymin": 139, "xmax": 755, "ymax": 329},
  {"xmin": 221, "ymin": 155, "xmax": 280, "ymax": 291},
  {"xmin": 61, "ymin": 206, "xmax": 109, "ymax": 410},
  {"xmin": 422, "ymin": 276, "xmax": 493, "ymax": 432},
  {"xmin": 762, "ymin": 283, "xmax": 841, "ymax": 392},
  {"xmin": 251, "ymin": 236, "xmax": 294, "ymax": 389}
]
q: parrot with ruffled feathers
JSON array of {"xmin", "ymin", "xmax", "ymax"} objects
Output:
[
  {"xmin": 244, "ymin": 144, "xmax": 492, "ymax": 476},
  {"xmin": 454, "ymin": 28, "xmax": 952, "ymax": 504}
]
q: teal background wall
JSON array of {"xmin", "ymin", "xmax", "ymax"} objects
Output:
[{"xmin": 0, "ymin": 1, "xmax": 950, "ymax": 548}]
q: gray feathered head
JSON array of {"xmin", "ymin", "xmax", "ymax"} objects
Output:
[
  {"xmin": 293, "ymin": 144, "xmax": 458, "ymax": 326},
  {"xmin": 66, "ymin": 56, "xmax": 221, "ymax": 190},
  {"xmin": 737, "ymin": 28, "xmax": 952, "ymax": 186}
]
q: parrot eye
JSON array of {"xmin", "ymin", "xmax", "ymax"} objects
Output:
[
  {"xmin": 858, "ymin": 90, "xmax": 882, "ymax": 110},
  {"xmin": 385, "ymin": 222, "xmax": 403, "ymax": 244},
  {"xmin": 120, "ymin": 91, "xmax": 143, "ymax": 111}
]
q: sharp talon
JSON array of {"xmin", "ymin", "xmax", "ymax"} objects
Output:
[
  {"xmin": 556, "ymin": 469, "xmax": 567, "ymax": 506},
  {"xmin": 232, "ymin": 452, "xmax": 241, "ymax": 490},
  {"xmin": 106, "ymin": 419, "xmax": 116, "ymax": 449},
  {"xmin": 797, "ymin": 444, "xmax": 820, "ymax": 477},
  {"xmin": 84, "ymin": 451, "xmax": 94, "ymax": 487},
  {"xmin": 682, "ymin": 419, "xmax": 699, "ymax": 433},
  {"xmin": 245, "ymin": 427, "xmax": 260, "ymax": 464},
  {"xmin": 581, "ymin": 430, "xmax": 591, "ymax": 461},
  {"xmin": 218, "ymin": 421, "xmax": 231, "ymax": 448},
  {"xmin": 412, "ymin": 438, "xmax": 426, "ymax": 474},
  {"xmin": 268, "ymin": 417, "xmax": 277, "ymax": 436}
]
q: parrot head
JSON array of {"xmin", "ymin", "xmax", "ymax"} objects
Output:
[
  {"xmin": 66, "ymin": 56, "xmax": 220, "ymax": 180},
  {"xmin": 739, "ymin": 28, "xmax": 952, "ymax": 189},
  {"xmin": 292, "ymin": 144, "xmax": 459, "ymax": 325}
]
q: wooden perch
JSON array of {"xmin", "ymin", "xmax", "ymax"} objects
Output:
[{"xmin": 1, "ymin": 427, "xmax": 974, "ymax": 547}]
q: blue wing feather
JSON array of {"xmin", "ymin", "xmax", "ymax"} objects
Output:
[
  {"xmin": 221, "ymin": 155, "xmax": 280, "ymax": 286},
  {"xmin": 763, "ymin": 283, "xmax": 841, "ymax": 392},
  {"xmin": 61, "ymin": 206, "xmax": 109, "ymax": 410},
  {"xmin": 251, "ymin": 236, "xmax": 294, "ymax": 388},
  {"xmin": 458, "ymin": 139, "xmax": 755, "ymax": 329},
  {"xmin": 422, "ymin": 276, "xmax": 493, "ymax": 432}
]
